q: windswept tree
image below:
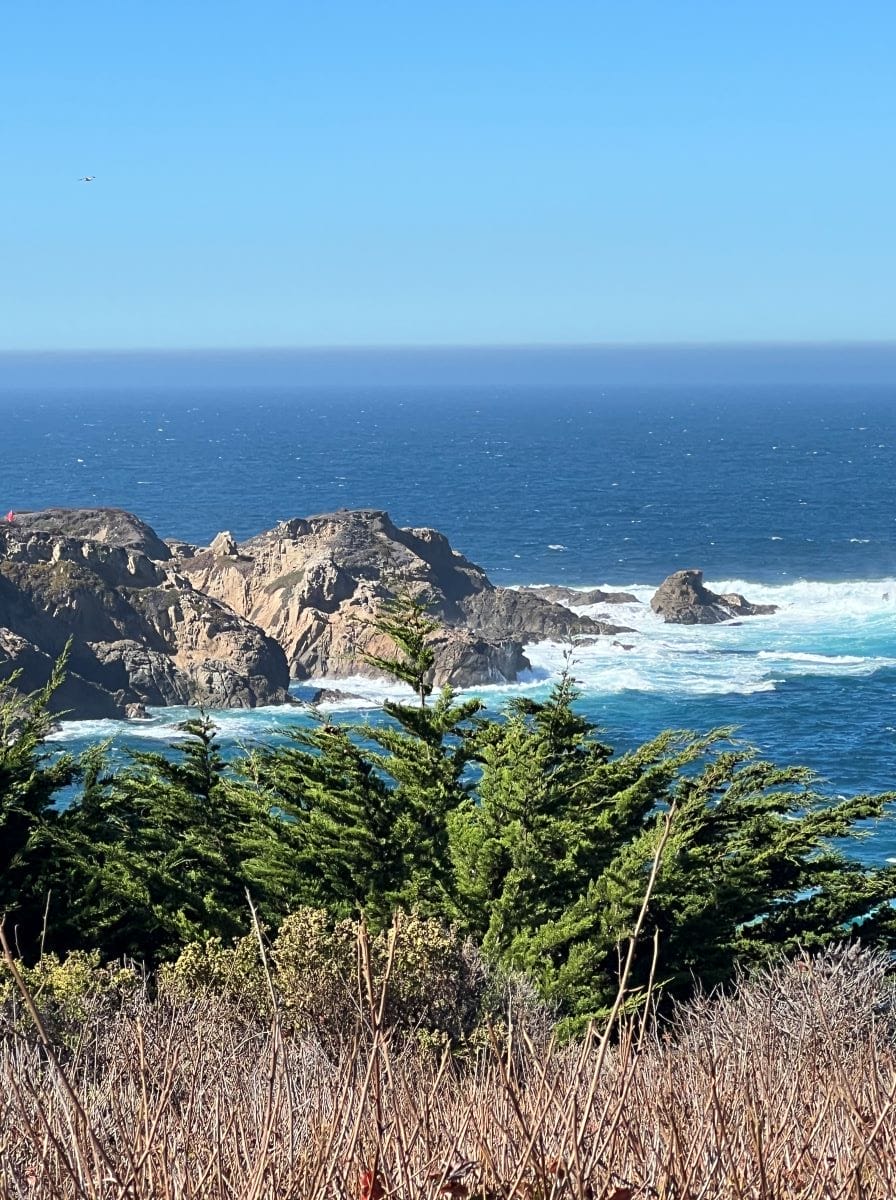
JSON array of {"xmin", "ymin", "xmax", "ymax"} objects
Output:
[
  {"xmin": 238, "ymin": 719, "xmax": 403, "ymax": 926},
  {"xmin": 52, "ymin": 717, "xmax": 268, "ymax": 962},
  {"xmin": 362, "ymin": 586, "xmax": 484, "ymax": 912},
  {"xmin": 447, "ymin": 668, "xmax": 896, "ymax": 1030},
  {"xmin": 0, "ymin": 658, "xmax": 75, "ymax": 949},
  {"xmin": 363, "ymin": 585, "xmax": 439, "ymax": 708},
  {"xmin": 239, "ymin": 587, "xmax": 483, "ymax": 924}
]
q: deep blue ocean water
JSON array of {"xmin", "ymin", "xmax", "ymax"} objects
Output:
[{"xmin": 2, "ymin": 380, "xmax": 896, "ymax": 862}]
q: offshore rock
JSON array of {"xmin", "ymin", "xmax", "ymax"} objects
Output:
[
  {"xmin": 650, "ymin": 569, "xmax": 777, "ymax": 625},
  {"xmin": 176, "ymin": 509, "xmax": 629, "ymax": 689},
  {"xmin": 0, "ymin": 509, "xmax": 291, "ymax": 718},
  {"xmin": 521, "ymin": 584, "xmax": 640, "ymax": 607}
]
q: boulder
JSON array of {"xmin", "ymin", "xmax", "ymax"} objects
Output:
[
  {"xmin": 209, "ymin": 530, "xmax": 238, "ymax": 557},
  {"xmin": 650, "ymin": 570, "xmax": 777, "ymax": 625},
  {"xmin": 305, "ymin": 687, "xmax": 367, "ymax": 706}
]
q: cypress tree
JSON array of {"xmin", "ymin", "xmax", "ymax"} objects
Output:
[
  {"xmin": 363, "ymin": 586, "xmax": 438, "ymax": 707},
  {"xmin": 366, "ymin": 687, "xmax": 484, "ymax": 913},
  {"xmin": 238, "ymin": 718, "xmax": 402, "ymax": 925},
  {"xmin": 55, "ymin": 717, "xmax": 265, "ymax": 961},
  {"xmin": 0, "ymin": 658, "xmax": 74, "ymax": 950},
  {"xmin": 448, "ymin": 669, "xmax": 896, "ymax": 1031},
  {"xmin": 359, "ymin": 586, "xmax": 484, "ymax": 912}
]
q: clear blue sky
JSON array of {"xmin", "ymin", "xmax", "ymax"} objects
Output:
[{"xmin": 3, "ymin": 2, "xmax": 895, "ymax": 350}]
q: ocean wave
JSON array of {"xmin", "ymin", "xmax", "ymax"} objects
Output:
[
  {"xmin": 546, "ymin": 577, "xmax": 896, "ymax": 612},
  {"xmin": 684, "ymin": 577, "xmax": 896, "ymax": 618},
  {"xmin": 45, "ymin": 718, "xmax": 187, "ymax": 744},
  {"xmin": 755, "ymin": 651, "xmax": 889, "ymax": 666},
  {"xmin": 43, "ymin": 575, "xmax": 896, "ymax": 744}
]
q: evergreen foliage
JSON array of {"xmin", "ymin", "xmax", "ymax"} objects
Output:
[
  {"xmin": 0, "ymin": 656, "xmax": 75, "ymax": 945},
  {"xmin": 1, "ymin": 617, "xmax": 895, "ymax": 1030},
  {"xmin": 366, "ymin": 686, "xmax": 484, "ymax": 914},
  {"xmin": 49, "ymin": 717, "xmax": 266, "ymax": 961},
  {"xmin": 362, "ymin": 585, "xmax": 439, "ymax": 706},
  {"xmin": 452, "ymin": 669, "xmax": 896, "ymax": 1028},
  {"xmin": 238, "ymin": 720, "xmax": 402, "ymax": 924}
]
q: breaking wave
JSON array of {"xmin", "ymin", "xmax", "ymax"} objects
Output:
[{"xmin": 46, "ymin": 576, "xmax": 896, "ymax": 743}]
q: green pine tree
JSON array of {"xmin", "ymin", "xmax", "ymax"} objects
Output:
[
  {"xmin": 448, "ymin": 668, "xmax": 896, "ymax": 1031},
  {"xmin": 363, "ymin": 585, "xmax": 439, "ymax": 707},
  {"xmin": 366, "ymin": 686, "xmax": 484, "ymax": 913}
]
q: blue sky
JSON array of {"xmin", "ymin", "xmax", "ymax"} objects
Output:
[{"xmin": 2, "ymin": 2, "xmax": 895, "ymax": 350}]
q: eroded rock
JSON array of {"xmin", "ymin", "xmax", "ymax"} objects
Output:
[
  {"xmin": 0, "ymin": 511, "xmax": 291, "ymax": 717},
  {"xmin": 176, "ymin": 509, "xmax": 631, "ymax": 690},
  {"xmin": 521, "ymin": 585, "xmax": 639, "ymax": 606},
  {"xmin": 650, "ymin": 570, "xmax": 777, "ymax": 625}
]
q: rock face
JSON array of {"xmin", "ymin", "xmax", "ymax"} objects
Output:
[
  {"xmin": 0, "ymin": 506, "xmax": 641, "ymax": 716},
  {"xmin": 0, "ymin": 510, "xmax": 291, "ymax": 718},
  {"xmin": 9, "ymin": 508, "xmax": 172, "ymax": 561},
  {"xmin": 209, "ymin": 530, "xmax": 238, "ymax": 557},
  {"xmin": 521, "ymin": 585, "xmax": 639, "ymax": 607},
  {"xmin": 176, "ymin": 510, "xmax": 629, "ymax": 690},
  {"xmin": 650, "ymin": 570, "xmax": 777, "ymax": 625}
]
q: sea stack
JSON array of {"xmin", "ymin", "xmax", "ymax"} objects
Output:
[{"xmin": 650, "ymin": 569, "xmax": 777, "ymax": 624}]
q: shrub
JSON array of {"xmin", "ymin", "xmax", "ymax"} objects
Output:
[
  {"xmin": 157, "ymin": 931, "xmax": 269, "ymax": 1010},
  {"xmin": 0, "ymin": 949, "xmax": 141, "ymax": 1038}
]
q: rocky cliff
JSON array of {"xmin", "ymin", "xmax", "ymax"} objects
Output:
[
  {"xmin": 0, "ymin": 509, "xmax": 291, "ymax": 717},
  {"xmin": 175, "ymin": 509, "xmax": 630, "ymax": 689},
  {"xmin": 0, "ymin": 507, "xmax": 637, "ymax": 718}
]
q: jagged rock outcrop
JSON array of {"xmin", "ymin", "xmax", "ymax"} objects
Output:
[
  {"xmin": 0, "ymin": 509, "xmax": 290, "ymax": 717},
  {"xmin": 650, "ymin": 570, "xmax": 777, "ymax": 625},
  {"xmin": 176, "ymin": 509, "xmax": 629, "ymax": 689},
  {"xmin": 209, "ymin": 530, "xmax": 238, "ymax": 557},
  {"xmin": 0, "ymin": 627, "xmax": 123, "ymax": 719},
  {"xmin": 9, "ymin": 507, "xmax": 172, "ymax": 561},
  {"xmin": 521, "ymin": 585, "xmax": 639, "ymax": 607},
  {"xmin": 0, "ymin": 506, "xmax": 641, "ymax": 714}
]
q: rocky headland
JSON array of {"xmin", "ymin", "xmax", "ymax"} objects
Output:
[
  {"xmin": 0, "ymin": 509, "xmax": 291, "ymax": 718},
  {"xmin": 0, "ymin": 508, "xmax": 777, "ymax": 719},
  {"xmin": 173, "ymin": 509, "xmax": 630, "ymax": 688},
  {"xmin": 0, "ymin": 507, "xmax": 628, "ymax": 718}
]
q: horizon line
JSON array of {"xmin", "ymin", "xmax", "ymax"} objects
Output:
[{"xmin": 4, "ymin": 339, "xmax": 896, "ymax": 358}]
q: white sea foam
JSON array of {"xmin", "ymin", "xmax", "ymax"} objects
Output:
[
  {"xmin": 45, "ymin": 576, "xmax": 896, "ymax": 738},
  {"xmin": 45, "ymin": 718, "xmax": 187, "ymax": 743}
]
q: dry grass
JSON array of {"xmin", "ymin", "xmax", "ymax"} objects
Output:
[{"xmin": 1, "ymin": 942, "xmax": 895, "ymax": 1200}]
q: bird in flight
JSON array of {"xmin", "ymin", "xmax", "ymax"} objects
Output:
[{"xmin": 78, "ymin": 175, "xmax": 96, "ymax": 182}]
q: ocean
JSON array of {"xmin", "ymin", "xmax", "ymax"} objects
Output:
[{"xmin": 2, "ymin": 375, "xmax": 895, "ymax": 862}]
